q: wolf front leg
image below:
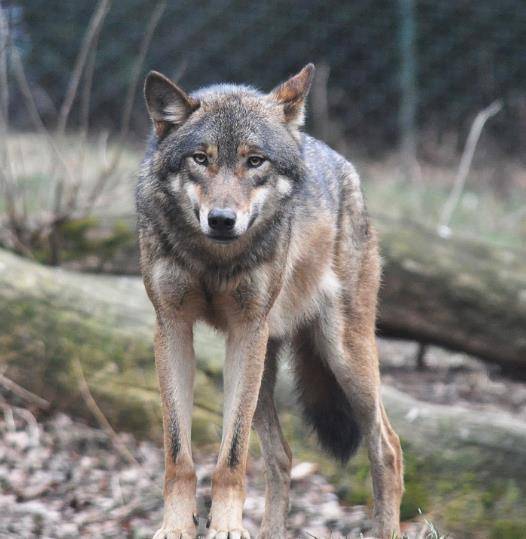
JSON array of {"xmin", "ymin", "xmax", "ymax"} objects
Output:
[
  {"xmin": 153, "ymin": 320, "xmax": 197, "ymax": 539},
  {"xmin": 206, "ymin": 320, "xmax": 269, "ymax": 539}
]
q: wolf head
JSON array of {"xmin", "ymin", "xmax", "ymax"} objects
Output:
[{"xmin": 143, "ymin": 64, "xmax": 314, "ymax": 244}]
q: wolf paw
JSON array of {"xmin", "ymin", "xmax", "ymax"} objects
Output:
[
  {"xmin": 205, "ymin": 528, "xmax": 251, "ymax": 539},
  {"xmin": 152, "ymin": 528, "xmax": 195, "ymax": 539},
  {"xmin": 257, "ymin": 526, "xmax": 286, "ymax": 539}
]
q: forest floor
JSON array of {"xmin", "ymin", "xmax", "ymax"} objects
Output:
[
  {"xmin": 378, "ymin": 339, "xmax": 526, "ymax": 420},
  {"xmin": 1, "ymin": 339, "xmax": 523, "ymax": 539}
]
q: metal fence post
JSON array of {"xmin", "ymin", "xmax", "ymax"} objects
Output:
[{"xmin": 398, "ymin": 0, "xmax": 418, "ymax": 180}]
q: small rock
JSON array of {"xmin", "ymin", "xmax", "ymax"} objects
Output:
[{"xmin": 291, "ymin": 461, "xmax": 318, "ymax": 481}]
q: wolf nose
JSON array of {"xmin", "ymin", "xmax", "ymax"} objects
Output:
[{"xmin": 208, "ymin": 208, "xmax": 237, "ymax": 232}]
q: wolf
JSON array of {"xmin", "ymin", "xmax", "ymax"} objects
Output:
[{"xmin": 136, "ymin": 64, "xmax": 403, "ymax": 539}]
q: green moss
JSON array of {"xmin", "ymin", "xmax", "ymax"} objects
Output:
[
  {"xmin": 400, "ymin": 481, "xmax": 428, "ymax": 520},
  {"xmin": 491, "ymin": 520, "xmax": 525, "ymax": 539},
  {"xmin": 192, "ymin": 407, "xmax": 221, "ymax": 446},
  {"xmin": 97, "ymin": 220, "xmax": 136, "ymax": 265},
  {"xmin": 338, "ymin": 482, "xmax": 370, "ymax": 506},
  {"xmin": 19, "ymin": 217, "xmax": 136, "ymax": 268}
]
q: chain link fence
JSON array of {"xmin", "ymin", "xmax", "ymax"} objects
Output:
[{"xmin": 5, "ymin": 0, "xmax": 526, "ymax": 156}]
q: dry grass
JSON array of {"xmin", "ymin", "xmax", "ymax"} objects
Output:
[
  {"xmin": 358, "ymin": 152, "xmax": 526, "ymax": 249},
  {"xmin": 0, "ymin": 132, "xmax": 139, "ymax": 218}
]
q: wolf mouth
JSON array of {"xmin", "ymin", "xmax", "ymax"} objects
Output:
[{"xmin": 206, "ymin": 234, "xmax": 239, "ymax": 244}]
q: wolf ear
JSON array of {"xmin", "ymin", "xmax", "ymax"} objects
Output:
[
  {"xmin": 144, "ymin": 71, "xmax": 199, "ymax": 138},
  {"xmin": 269, "ymin": 63, "xmax": 315, "ymax": 128}
]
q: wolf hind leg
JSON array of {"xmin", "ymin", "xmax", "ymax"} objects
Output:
[
  {"xmin": 318, "ymin": 314, "xmax": 404, "ymax": 539},
  {"xmin": 252, "ymin": 340, "xmax": 291, "ymax": 539},
  {"xmin": 367, "ymin": 401, "xmax": 404, "ymax": 538}
]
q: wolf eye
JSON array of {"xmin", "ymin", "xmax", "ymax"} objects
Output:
[
  {"xmin": 192, "ymin": 152, "xmax": 208, "ymax": 166},
  {"xmin": 247, "ymin": 155, "xmax": 265, "ymax": 168}
]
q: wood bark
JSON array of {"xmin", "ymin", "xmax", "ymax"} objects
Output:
[{"xmin": 376, "ymin": 218, "xmax": 526, "ymax": 372}]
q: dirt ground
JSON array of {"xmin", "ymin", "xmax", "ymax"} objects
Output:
[
  {"xmin": 378, "ymin": 339, "xmax": 526, "ymax": 421},
  {"xmin": 1, "ymin": 339, "xmax": 525, "ymax": 539},
  {"xmin": 0, "ymin": 410, "xmax": 407, "ymax": 539}
]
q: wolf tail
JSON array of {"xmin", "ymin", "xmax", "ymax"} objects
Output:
[{"xmin": 292, "ymin": 330, "xmax": 362, "ymax": 463}]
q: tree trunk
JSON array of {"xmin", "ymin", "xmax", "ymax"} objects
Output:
[
  {"xmin": 376, "ymin": 218, "xmax": 526, "ymax": 373},
  {"xmin": 51, "ymin": 214, "xmax": 526, "ymax": 371},
  {"xmin": 39, "ymin": 215, "xmax": 525, "ymax": 371},
  {"xmin": 2, "ymin": 244, "xmax": 525, "ymax": 448}
]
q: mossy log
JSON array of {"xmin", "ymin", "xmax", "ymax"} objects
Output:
[
  {"xmin": 377, "ymin": 218, "xmax": 526, "ymax": 372},
  {"xmin": 2, "ymin": 247, "xmax": 526, "ymax": 535}
]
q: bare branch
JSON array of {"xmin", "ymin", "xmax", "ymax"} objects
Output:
[
  {"xmin": 0, "ymin": 3, "xmax": 9, "ymax": 126},
  {"xmin": 438, "ymin": 100, "xmax": 502, "ymax": 235},
  {"xmin": 48, "ymin": 0, "xmax": 110, "ymax": 230},
  {"xmin": 73, "ymin": 357, "xmax": 140, "ymax": 468},
  {"xmin": 55, "ymin": 0, "xmax": 111, "ymax": 136},
  {"xmin": 10, "ymin": 47, "xmax": 76, "ymax": 187},
  {"xmin": 0, "ymin": 373, "xmax": 49, "ymax": 408},
  {"xmin": 119, "ymin": 1, "xmax": 166, "ymax": 144},
  {"xmin": 83, "ymin": 1, "xmax": 166, "ymax": 214},
  {"xmin": 65, "ymin": 24, "xmax": 102, "ymax": 213},
  {"xmin": 10, "ymin": 45, "xmax": 78, "ymax": 263}
]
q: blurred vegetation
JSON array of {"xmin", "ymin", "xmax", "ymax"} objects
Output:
[{"xmin": 363, "ymin": 173, "xmax": 526, "ymax": 250}]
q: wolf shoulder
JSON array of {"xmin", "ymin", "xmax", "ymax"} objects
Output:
[{"xmin": 300, "ymin": 134, "xmax": 367, "ymax": 219}]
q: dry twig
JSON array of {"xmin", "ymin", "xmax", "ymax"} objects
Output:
[
  {"xmin": 84, "ymin": 1, "xmax": 166, "ymax": 213},
  {"xmin": 438, "ymin": 100, "xmax": 502, "ymax": 235},
  {"xmin": 73, "ymin": 357, "xmax": 140, "ymax": 468},
  {"xmin": 10, "ymin": 47, "xmax": 76, "ymax": 194},
  {"xmin": 55, "ymin": 0, "xmax": 111, "ymax": 137},
  {"xmin": 0, "ymin": 394, "xmax": 40, "ymax": 444},
  {"xmin": 0, "ymin": 373, "xmax": 49, "ymax": 408},
  {"xmin": 52, "ymin": 0, "xmax": 111, "ymax": 229},
  {"xmin": 66, "ymin": 17, "xmax": 104, "ymax": 213}
]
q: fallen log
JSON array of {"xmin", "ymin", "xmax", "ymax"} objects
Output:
[
  {"xmin": 377, "ymin": 218, "xmax": 526, "ymax": 372},
  {"xmin": 2, "ymin": 245, "xmax": 526, "ymax": 460}
]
